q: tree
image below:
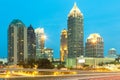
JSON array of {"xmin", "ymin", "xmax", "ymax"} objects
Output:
[
  {"xmin": 57, "ymin": 64, "xmax": 65, "ymax": 69},
  {"xmin": 115, "ymin": 55, "xmax": 120, "ymax": 63},
  {"xmin": 27, "ymin": 59, "xmax": 36, "ymax": 68},
  {"xmin": 36, "ymin": 59, "xmax": 54, "ymax": 69}
]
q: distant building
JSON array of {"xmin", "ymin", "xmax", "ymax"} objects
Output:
[
  {"xmin": 8, "ymin": 19, "xmax": 27, "ymax": 64},
  {"xmin": 44, "ymin": 48, "xmax": 53, "ymax": 62},
  {"xmin": 107, "ymin": 48, "xmax": 118, "ymax": 58},
  {"xmin": 108, "ymin": 48, "xmax": 117, "ymax": 55},
  {"xmin": 85, "ymin": 33, "xmax": 104, "ymax": 58},
  {"xmin": 0, "ymin": 58, "xmax": 7, "ymax": 64},
  {"xmin": 27, "ymin": 25, "xmax": 36, "ymax": 61},
  {"xmin": 35, "ymin": 28, "xmax": 46, "ymax": 59},
  {"xmin": 52, "ymin": 58, "xmax": 61, "ymax": 67},
  {"xmin": 66, "ymin": 57, "xmax": 115, "ymax": 68},
  {"xmin": 60, "ymin": 29, "xmax": 68, "ymax": 62},
  {"xmin": 67, "ymin": 3, "xmax": 84, "ymax": 58}
]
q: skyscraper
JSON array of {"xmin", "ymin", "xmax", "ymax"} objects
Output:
[
  {"xmin": 85, "ymin": 33, "xmax": 104, "ymax": 58},
  {"xmin": 27, "ymin": 25, "xmax": 36, "ymax": 61},
  {"xmin": 60, "ymin": 29, "xmax": 68, "ymax": 62},
  {"xmin": 8, "ymin": 19, "xmax": 27, "ymax": 64},
  {"xmin": 35, "ymin": 28, "xmax": 46, "ymax": 59},
  {"xmin": 67, "ymin": 3, "xmax": 84, "ymax": 58}
]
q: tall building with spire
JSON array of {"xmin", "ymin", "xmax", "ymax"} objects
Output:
[
  {"xmin": 67, "ymin": 3, "xmax": 84, "ymax": 58},
  {"xmin": 8, "ymin": 19, "xmax": 27, "ymax": 64},
  {"xmin": 60, "ymin": 29, "xmax": 68, "ymax": 62},
  {"xmin": 27, "ymin": 25, "xmax": 36, "ymax": 61},
  {"xmin": 85, "ymin": 33, "xmax": 104, "ymax": 58}
]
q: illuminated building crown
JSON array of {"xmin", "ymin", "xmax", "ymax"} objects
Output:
[{"xmin": 68, "ymin": 2, "xmax": 83, "ymax": 17}]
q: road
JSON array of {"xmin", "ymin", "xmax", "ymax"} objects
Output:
[
  {"xmin": 0, "ymin": 69, "xmax": 120, "ymax": 80},
  {"xmin": 1, "ymin": 72, "xmax": 120, "ymax": 80}
]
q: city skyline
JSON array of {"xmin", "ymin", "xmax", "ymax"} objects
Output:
[{"xmin": 0, "ymin": 0, "xmax": 120, "ymax": 58}]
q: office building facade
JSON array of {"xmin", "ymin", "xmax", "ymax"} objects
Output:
[
  {"xmin": 85, "ymin": 33, "xmax": 104, "ymax": 58},
  {"xmin": 44, "ymin": 48, "xmax": 53, "ymax": 62},
  {"xmin": 35, "ymin": 28, "xmax": 45, "ymax": 59},
  {"xmin": 8, "ymin": 19, "xmax": 27, "ymax": 64},
  {"xmin": 27, "ymin": 25, "xmax": 36, "ymax": 61},
  {"xmin": 60, "ymin": 29, "xmax": 68, "ymax": 62},
  {"xmin": 67, "ymin": 3, "xmax": 84, "ymax": 58},
  {"xmin": 107, "ymin": 48, "xmax": 118, "ymax": 58}
]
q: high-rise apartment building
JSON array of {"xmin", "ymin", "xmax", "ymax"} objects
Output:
[
  {"xmin": 85, "ymin": 33, "xmax": 104, "ymax": 58},
  {"xmin": 67, "ymin": 3, "xmax": 84, "ymax": 58},
  {"xmin": 27, "ymin": 25, "xmax": 36, "ymax": 61},
  {"xmin": 60, "ymin": 29, "xmax": 68, "ymax": 62},
  {"xmin": 8, "ymin": 19, "xmax": 27, "ymax": 64}
]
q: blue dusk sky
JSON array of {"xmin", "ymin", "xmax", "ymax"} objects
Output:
[{"xmin": 0, "ymin": 0, "xmax": 120, "ymax": 58}]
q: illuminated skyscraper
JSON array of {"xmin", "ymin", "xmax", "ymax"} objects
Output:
[
  {"xmin": 85, "ymin": 33, "xmax": 104, "ymax": 58},
  {"xmin": 8, "ymin": 19, "xmax": 27, "ymax": 64},
  {"xmin": 27, "ymin": 25, "xmax": 36, "ymax": 60},
  {"xmin": 60, "ymin": 29, "xmax": 68, "ymax": 62},
  {"xmin": 35, "ymin": 28, "xmax": 46, "ymax": 59},
  {"xmin": 67, "ymin": 3, "xmax": 84, "ymax": 58}
]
